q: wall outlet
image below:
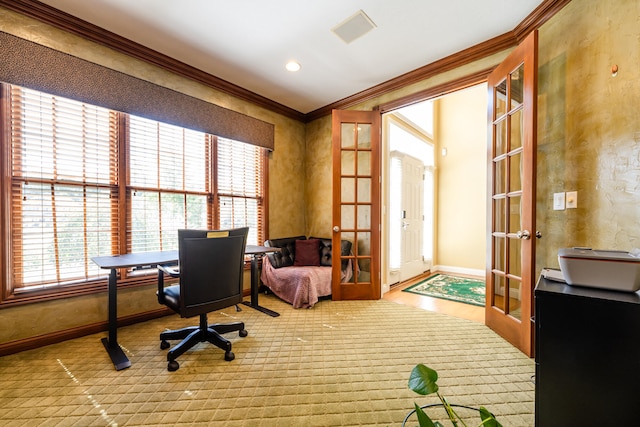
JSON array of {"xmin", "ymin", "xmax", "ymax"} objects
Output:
[
  {"xmin": 566, "ymin": 191, "xmax": 578, "ymax": 209},
  {"xmin": 553, "ymin": 192, "xmax": 566, "ymax": 210}
]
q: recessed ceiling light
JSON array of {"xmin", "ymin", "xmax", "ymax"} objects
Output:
[{"xmin": 285, "ymin": 61, "xmax": 301, "ymax": 72}]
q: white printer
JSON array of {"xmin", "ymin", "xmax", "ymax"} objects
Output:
[{"xmin": 557, "ymin": 247, "xmax": 640, "ymax": 292}]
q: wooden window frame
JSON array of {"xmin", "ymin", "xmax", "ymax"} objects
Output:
[{"xmin": 0, "ymin": 83, "xmax": 268, "ymax": 306}]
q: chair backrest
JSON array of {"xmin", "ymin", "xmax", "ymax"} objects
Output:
[{"xmin": 177, "ymin": 227, "xmax": 248, "ymax": 318}]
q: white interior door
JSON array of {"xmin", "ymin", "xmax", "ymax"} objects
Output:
[
  {"xmin": 400, "ymin": 153, "xmax": 425, "ymax": 281},
  {"xmin": 390, "ymin": 152, "xmax": 427, "ymax": 282}
]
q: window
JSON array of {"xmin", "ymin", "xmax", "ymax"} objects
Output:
[
  {"xmin": 217, "ymin": 137, "xmax": 265, "ymax": 248},
  {"xmin": 128, "ymin": 116, "xmax": 210, "ymax": 253},
  {"xmin": 2, "ymin": 84, "xmax": 267, "ymax": 301},
  {"xmin": 8, "ymin": 86, "xmax": 118, "ymax": 292}
]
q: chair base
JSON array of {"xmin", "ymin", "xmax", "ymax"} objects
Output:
[{"xmin": 160, "ymin": 313, "xmax": 247, "ymax": 371}]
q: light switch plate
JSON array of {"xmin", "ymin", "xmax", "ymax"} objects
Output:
[
  {"xmin": 566, "ymin": 191, "xmax": 578, "ymax": 209},
  {"xmin": 553, "ymin": 192, "xmax": 565, "ymax": 210}
]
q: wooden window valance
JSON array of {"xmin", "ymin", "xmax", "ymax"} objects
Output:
[{"xmin": 0, "ymin": 30, "xmax": 274, "ymax": 150}]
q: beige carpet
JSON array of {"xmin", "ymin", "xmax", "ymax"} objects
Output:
[{"xmin": 0, "ymin": 295, "xmax": 534, "ymax": 426}]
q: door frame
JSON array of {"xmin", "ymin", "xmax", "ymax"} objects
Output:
[
  {"xmin": 378, "ymin": 73, "xmax": 489, "ymax": 293},
  {"xmin": 357, "ymin": 36, "xmax": 538, "ymax": 358}
]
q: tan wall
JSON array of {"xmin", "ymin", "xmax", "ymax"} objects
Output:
[
  {"xmin": 536, "ymin": 0, "xmax": 640, "ymax": 275},
  {"xmin": 434, "ymin": 84, "xmax": 487, "ymax": 272},
  {"xmin": 0, "ymin": 7, "xmax": 307, "ymax": 344}
]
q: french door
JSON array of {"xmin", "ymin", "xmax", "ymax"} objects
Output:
[
  {"xmin": 486, "ymin": 31, "xmax": 538, "ymax": 357},
  {"xmin": 331, "ymin": 109, "xmax": 381, "ymax": 300}
]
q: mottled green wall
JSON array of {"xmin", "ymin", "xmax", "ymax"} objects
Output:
[
  {"xmin": 536, "ymin": 0, "xmax": 640, "ymax": 274},
  {"xmin": 0, "ymin": 7, "xmax": 306, "ymax": 344},
  {"xmin": 267, "ymin": 119, "xmax": 307, "ymax": 238},
  {"xmin": 304, "ymin": 116, "xmax": 334, "ymax": 239}
]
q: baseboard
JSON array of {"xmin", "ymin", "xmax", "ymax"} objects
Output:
[
  {"xmin": 0, "ymin": 307, "xmax": 173, "ymax": 357},
  {"xmin": 431, "ymin": 265, "xmax": 485, "ymax": 278}
]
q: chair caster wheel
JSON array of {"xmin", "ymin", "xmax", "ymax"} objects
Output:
[
  {"xmin": 160, "ymin": 340, "xmax": 170, "ymax": 350},
  {"xmin": 167, "ymin": 360, "xmax": 179, "ymax": 371},
  {"xmin": 224, "ymin": 351, "xmax": 235, "ymax": 361},
  {"xmin": 239, "ymin": 329, "xmax": 248, "ymax": 337}
]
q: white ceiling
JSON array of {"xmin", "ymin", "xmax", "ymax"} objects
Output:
[{"xmin": 38, "ymin": 0, "xmax": 544, "ymax": 114}]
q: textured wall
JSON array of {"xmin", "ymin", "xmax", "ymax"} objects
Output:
[
  {"xmin": 536, "ymin": 0, "xmax": 640, "ymax": 274},
  {"xmin": 268, "ymin": 118, "xmax": 308, "ymax": 239},
  {"xmin": 304, "ymin": 116, "xmax": 334, "ymax": 239}
]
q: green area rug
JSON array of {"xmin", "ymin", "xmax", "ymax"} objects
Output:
[{"xmin": 403, "ymin": 273, "xmax": 486, "ymax": 306}]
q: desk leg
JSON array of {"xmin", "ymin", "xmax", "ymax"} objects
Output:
[
  {"xmin": 101, "ymin": 268, "xmax": 131, "ymax": 370},
  {"xmin": 241, "ymin": 254, "xmax": 279, "ymax": 317}
]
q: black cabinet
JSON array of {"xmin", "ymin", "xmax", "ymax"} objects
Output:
[{"xmin": 535, "ymin": 276, "xmax": 640, "ymax": 426}]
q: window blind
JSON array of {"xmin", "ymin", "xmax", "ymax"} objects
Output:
[
  {"xmin": 217, "ymin": 137, "xmax": 265, "ymax": 246},
  {"xmin": 128, "ymin": 116, "xmax": 210, "ymax": 253},
  {"xmin": 10, "ymin": 86, "xmax": 118, "ymax": 290}
]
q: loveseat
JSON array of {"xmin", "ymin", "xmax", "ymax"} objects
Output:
[{"xmin": 260, "ymin": 236, "xmax": 353, "ymax": 308}]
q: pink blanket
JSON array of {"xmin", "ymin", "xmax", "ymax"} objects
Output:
[{"xmin": 260, "ymin": 256, "xmax": 333, "ymax": 308}]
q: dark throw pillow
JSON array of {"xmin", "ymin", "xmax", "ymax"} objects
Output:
[{"xmin": 294, "ymin": 239, "xmax": 320, "ymax": 266}]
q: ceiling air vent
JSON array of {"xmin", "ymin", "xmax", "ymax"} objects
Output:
[{"xmin": 331, "ymin": 10, "xmax": 377, "ymax": 44}]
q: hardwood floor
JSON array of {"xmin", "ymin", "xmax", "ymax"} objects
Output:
[{"xmin": 383, "ymin": 272, "xmax": 485, "ymax": 323}]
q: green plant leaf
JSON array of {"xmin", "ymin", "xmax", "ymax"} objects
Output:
[
  {"xmin": 408, "ymin": 364, "xmax": 439, "ymax": 396},
  {"xmin": 414, "ymin": 403, "xmax": 437, "ymax": 427},
  {"xmin": 478, "ymin": 406, "xmax": 503, "ymax": 427}
]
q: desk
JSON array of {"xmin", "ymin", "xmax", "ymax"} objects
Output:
[
  {"xmin": 92, "ymin": 245, "xmax": 279, "ymax": 370},
  {"xmin": 243, "ymin": 245, "xmax": 280, "ymax": 318}
]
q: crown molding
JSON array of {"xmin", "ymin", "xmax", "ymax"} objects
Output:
[
  {"xmin": 0, "ymin": 0, "xmax": 570, "ymax": 124},
  {"xmin": 304, "ymin": 32, "xmax": 515, "ymax": 122},
  {"xmin": 306, "ymin": 0, "xmax": 571, "ymax": 122},
  {"xmin": 378, "ymin": 67, "xmax": 495, "ymax": 115},
  {"xmin": 514, "ymin": 0, "xmax": 572, "ymax": 42},
  {"xmin": 0, "ymin": 0, "xmax": 306, "ymax": 122}
]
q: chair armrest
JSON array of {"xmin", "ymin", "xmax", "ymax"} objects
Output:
[
  {"xmin": 157, "ymin": 264, "xmax": 179, "ymax": 305},
  {"xmin": 158, "ymin": 264, "xmax": 180, "ymax": 277}
]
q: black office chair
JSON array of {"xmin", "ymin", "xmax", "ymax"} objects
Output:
[{"xmin": 157, "ymin": 227, "xmax": 249, "ymax": 371}]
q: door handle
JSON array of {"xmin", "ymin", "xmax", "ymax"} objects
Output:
[
  {"xmin": 516, "ymin": 230, "xmax": 531, "ymax": 240},
  {"xmin": 333, "ymin": 226, "xmax": 340, "ymax": 233}
]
